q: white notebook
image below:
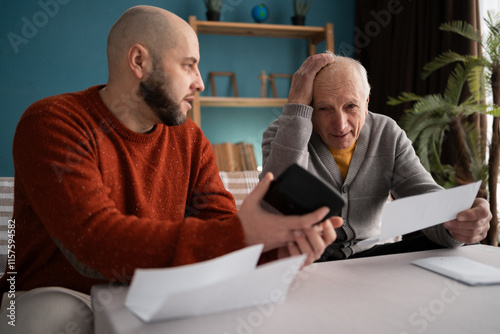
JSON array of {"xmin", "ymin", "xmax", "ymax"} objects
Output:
[{"xmin": 412, "ymin": 256, "xmax": 500, "ymax": 286}]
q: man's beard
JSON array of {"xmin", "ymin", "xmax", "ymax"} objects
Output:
[{"xmin": 139, "ymin": 67, "xmax": 188, "ymax": 127}]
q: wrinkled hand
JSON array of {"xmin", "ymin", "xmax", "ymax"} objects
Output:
[
  {"xmin": 237, "ymin": 172, "xmax": 339, "ymax": 253},
  {"xmin": 287, "ymin": 53, "xmax": 335, "ymax": 105},
  {"xmin": 277, "ymin": 217, "xmax": 343, "ymax": 267},
  {"xmin": 444, "ymin": 198, "xmax": 491, "ymax": 244}
]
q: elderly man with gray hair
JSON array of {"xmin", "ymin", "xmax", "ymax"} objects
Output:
[{"xmin": 261, "ymin": 52, "xmax": 491, "ymax": 261}]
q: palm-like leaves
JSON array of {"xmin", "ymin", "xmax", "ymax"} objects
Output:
[
  {"xmin": 439, "ymin": 21, "xmax": 482, "ymax": 44},
  {"xmin": 485, "ymin": 11, "xmax": 500, "ymax": 64},
  {"xmin": 389, "ymin": 12, "xmax": 500, "ymax": 245},
  {"xmin": 388, "ymin": 36, "xmax": 496, "ymax": 186},
  {"xmin": 388, "ymin": 88, "xmax": 486, "ymax": 185},
  {"xmin": 390, "ymin": 57, "xmax": 493, "ymax": 166},
  {"xmin": 463, "ymin": 122, "xmax": 489, "ymax": 184},
  {"xmin": 422, "ymin": 51, "xmax": 474, "ymax": 79}
]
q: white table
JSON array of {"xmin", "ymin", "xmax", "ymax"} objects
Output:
[{"xmin": 92, "ymin": 245, "xmax": 500, "ymax": 333}]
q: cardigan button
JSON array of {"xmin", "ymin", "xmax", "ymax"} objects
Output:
[{"xmin": 342, "ymin": 184, "xmax": 349, "ymax": 193}]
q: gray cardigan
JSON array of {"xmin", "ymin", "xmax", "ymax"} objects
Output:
[{"xmin": 261, "ymin": 104, "xmax": 462, "ymax": 259}]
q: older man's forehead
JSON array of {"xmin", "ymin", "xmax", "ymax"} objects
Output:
[{"xmin": 315, "ymin": 66, "xmax": 363, "ymax": 88}]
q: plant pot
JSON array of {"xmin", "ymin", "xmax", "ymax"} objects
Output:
[
  {"xmin": 291, "ymin": 15, "xmax": 306, "ymax": 26},
  {"xmin": 206, "ymin": 10, "xmax": 220, "ymax": 21}
]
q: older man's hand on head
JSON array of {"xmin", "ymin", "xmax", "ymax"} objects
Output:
[{"xmin": 287, "ymin": 53, "xmax": 335, "ymax": 106}]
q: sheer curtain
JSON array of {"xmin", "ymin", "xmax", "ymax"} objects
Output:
[
  {"xmin": 479, "ymin": 0, "xmax": 500, "ymax": 245},
  {"xmin": 479, "ymin": 1, "xmax": 500, "ymax": 136}
]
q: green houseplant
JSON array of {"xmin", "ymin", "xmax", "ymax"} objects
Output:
[
  {"xmin": 292, "ymin": 0, "xmax": 313, "ymax": 25},
  {"xmin": 388, "ymin": 65, "xmax": 491, "ymax": 188},
  {"xmin": 204, "ymin": 0, "xmax": 223, "ymax": 21},
  {"xmin": 389, "ymin": 12, "xmax": 500, "ymax": 245}
]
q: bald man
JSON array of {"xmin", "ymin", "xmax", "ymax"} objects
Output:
[
  {"xmin": 261, "ymin": 52, "xmax": 491, "ymax": 261},
  {"xmin": 0, "ymin": 6, "xmax": 340, "ymax": 333}
]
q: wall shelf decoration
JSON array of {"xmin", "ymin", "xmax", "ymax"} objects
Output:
[
  {"xmin": 188, "ymin": 16, "xmax": 334, "ymax": 126},
  {"xmin": 268, "ymin": 73, "xmax": 293, "ymax": 98},
  {"xmin": 208, "ymin": 71, "xmax": 239, "ymax": 97},
  {"xmin": 259, "ymin": 70, "xmax": 268, "ymax": 98}
]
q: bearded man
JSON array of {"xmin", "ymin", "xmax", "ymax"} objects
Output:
[{"xmin": 0, "ymin": 6, "xmax": 339, "ymax": 333}]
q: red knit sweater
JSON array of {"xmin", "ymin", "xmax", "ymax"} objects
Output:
[{"xmin": 0, "ymin": 85, "xmax": 247, "ymax": 296}]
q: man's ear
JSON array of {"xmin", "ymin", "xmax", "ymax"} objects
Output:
[
  {"xmin": 365, "ymin": 97, "xmax": 370, "ymax": 114},
  {"xmin": 128, "ymin": 43, "xmax": 151, "ymax": 80}
]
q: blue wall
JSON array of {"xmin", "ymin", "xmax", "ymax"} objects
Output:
[{"xmin": 0, "ymin": 0, "xmax": 355, "ymax": 176}]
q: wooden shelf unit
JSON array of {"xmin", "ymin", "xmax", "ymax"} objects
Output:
[{"xmin": 188, "ymin": 16, "xmax": 334, "ymax": 126}]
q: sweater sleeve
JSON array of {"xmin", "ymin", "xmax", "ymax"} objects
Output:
[
  {"xmin": 171, "ymin": 133, "xmax": 247, "ymax": 266},
  {"xmin": 390, "ymin": 124, "xmax": 463, "ymax": 248},
  {"xmin": 13, "ymin": 104, "xmax": 246, "ymax": 281},
  {"xmin": 261, "ymin": 104, "xmax": 314, "ymax": 179}
]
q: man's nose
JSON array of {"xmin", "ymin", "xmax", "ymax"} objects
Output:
[
  {"xmin": 192, "ymin": 68, "xmax": 205, "ymax": 92},
  {"xmin": 331, "ymin": 111, "xmax": 347, "ymax": 132}
]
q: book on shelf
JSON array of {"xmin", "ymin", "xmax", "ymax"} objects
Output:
[{"xmin": 211, "ymin": 142, "xmax": 258, "ymax": 171}]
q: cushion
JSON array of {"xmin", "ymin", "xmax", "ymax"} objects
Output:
[
  {"xmin": 219, "ymin": 171, "xmax": 260, "ymax": 210},
  {"xmin": 0, "ymin": 177, "xmax": 14, "ymax": 277}
]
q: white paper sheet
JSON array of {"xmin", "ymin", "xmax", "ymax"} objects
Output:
[
  {"xmin": 358, "ymin": 181, "xmax": 481, "ymax": 246},
  {"xmin": 124, "ymin": 244, "xmax": 306, "ymax": 323},
  {"xmin": 412, "ymin": 256, "xmax": 500, "ymax": 286}
]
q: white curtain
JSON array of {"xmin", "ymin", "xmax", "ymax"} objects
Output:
[{"xmin": 479, "ymin": 0, "xmax": 500, "ymax": 243}]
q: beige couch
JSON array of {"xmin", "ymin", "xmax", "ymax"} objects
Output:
[{"xmin": 0, "ymin": 171, "xmax": 260, "ymax": 277}]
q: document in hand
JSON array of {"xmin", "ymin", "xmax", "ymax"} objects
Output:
[
  {"xmin": 124, "ymin": 244, "xmax": 306, "ymax": 323},
  {"xmin": 358, "ymin": 181, "xmax": 482, "ymax": 246}
]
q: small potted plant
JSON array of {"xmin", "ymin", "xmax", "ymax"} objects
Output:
[
  {"xmin": 292, "ymin": 0, "xmax": 312, "ymax": 26},
  {"xmin": 292, "ymin": 0, "xmax": 312, "ymax": 25},
  {"xmin": 204, "ymin": 0, "xmax": 223, "ymax": 21}
]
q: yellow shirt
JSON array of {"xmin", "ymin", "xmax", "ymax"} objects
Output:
[{"xmin": 328, "ymin": 141, "xmax": 357, "ymax": 180}]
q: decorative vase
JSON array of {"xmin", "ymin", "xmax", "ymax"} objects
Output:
[
  {"xmin": 206, "ymin": 10, "xmax": 220, "ymax": 21},
  {"xmin": 291, "ymin": 15, "xmax": 306, "ymax": 25}
]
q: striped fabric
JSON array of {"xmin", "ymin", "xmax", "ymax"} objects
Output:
[
  {"xmin": 0, "ymin": 172, "xmax": 259, "ymax": 277},
  {"xmin": 0, "ymin": 177, "xmax": 14, "ymax": 277},
  {"xmin": 219, "ymin": 171, "xmax": 260, "ymax": 210}
]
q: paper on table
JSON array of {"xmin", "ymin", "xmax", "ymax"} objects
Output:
[
  {"xmin": 358, "ymin": 181, "xmax": 481, "ymax": 246},
  {"xmin": 124, "ymin": 244, "xmax": 306, "ymax": 323},
  {"xmin": 412, "ymin": 256, "xmax": 500, "ymax": 286},
  {"xmin": 125, "ymin": 244, "xmax": 262, "ymax": 321}
]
